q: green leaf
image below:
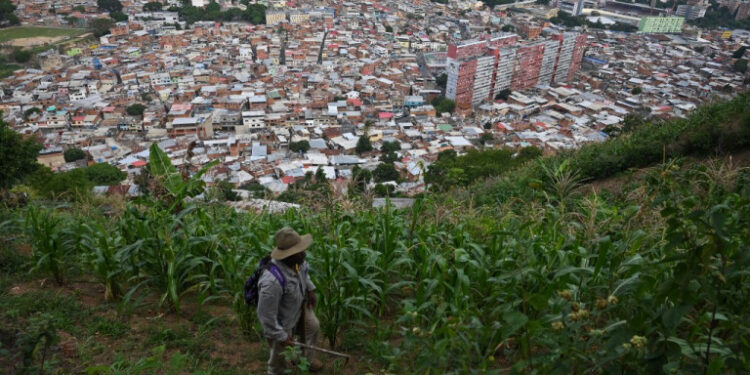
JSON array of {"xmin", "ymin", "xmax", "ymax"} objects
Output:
[
  {"xmin": 149, "ymin": 143, "xmax": 182, "ymax": 194},
  {"xmin": 707, "ymin": 358, "xmax": 725, "ymax": 375},
  {"xmin": 662, "ymin": 303, "xmax": 692, "ymax": 333},
  {"xmin": 502, "ymin": 311, "xmax": 528, "ymax": 337}
]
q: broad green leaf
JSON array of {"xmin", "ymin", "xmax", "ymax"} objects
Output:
[{"xmin": 149, "ymin": 143, "xmax": 182, "ymax": 194}]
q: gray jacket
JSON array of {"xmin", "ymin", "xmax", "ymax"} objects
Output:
[{"xmin": 257, "ymin": 259, "xmax": 316, "ymax": 342}]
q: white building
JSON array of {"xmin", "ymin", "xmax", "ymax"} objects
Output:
[{"xmin": 242, "ymin": 111, "xmax": 266, "ymax": 130}]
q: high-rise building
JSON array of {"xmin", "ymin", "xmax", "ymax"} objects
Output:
[
  {"xmin": 558, "ymin": 0, "xmax": 586, "ymax": 16},
  {"xmin": 445, "ymin": 33, "xmax": 587, "ymax": 108},
  {"xmin": 676, "ymin": 0, "xmax": 708, "ymax": 20}
]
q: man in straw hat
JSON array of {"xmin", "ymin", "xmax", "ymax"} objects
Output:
[{"xmin": 257, "ymin": 227, "xmax": 323, "ymax": 374}]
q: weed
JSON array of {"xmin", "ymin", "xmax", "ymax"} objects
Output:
[{"xmin": 88, "ymin": 316, "xmax": 130, "ymax": 338}]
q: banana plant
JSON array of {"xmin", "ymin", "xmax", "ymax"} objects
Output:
[{"xmin": 147, "ymin": 142, "xmax": 218, "ymax": 212}]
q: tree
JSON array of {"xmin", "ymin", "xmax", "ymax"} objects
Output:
[
  {"xmin": 89, "ymin": 17, "xmax": 114, "ymax": 37},
  {"xmin": 356, "ymin": 134, "xmax": 373, "ymax": 154},
  {"xmin": 479, "ymin": 133, "xmax": 494, "ymax": 145},
  {"xmin": 501, "ymin": 24, "xmax": 515, "ymax": 32},
  {"xmin": 97, "ymin": 0, "xmax": 123, "ymax": 13},
  {"xmin": 436, "ymin": 73, "xmax": 447, "ymax": 89},
  {"xmin": 29, "ymin": 167, "xmax": 91, "ymax": 199},
  {"xmin": 373, "ymin": 183, "xmax": 395, "ymax": 196},
  {"xmin": 215, "ymin": 179, "xmax": 240, "ymax": 201},
  {"xmin": 385, "ymin": 25, "xmax": 393, "ymax": 33},
  {"xmin": 245, "ymin": 3, "xmax": 266, "ymax": 24},
  {"xmin": 73, "ymin": 5, "xmax": 86, "ymax": 12},
  {"xmin": 631, "ymin": 86, "xmax": 642, "ymax": 95},
  {"xmin": 64, "ymin": 148, "xmax": 86, "ymax": 163},
  {"xmin": 0, "ymin": 119, "xmax": 42, "ymax": 189},
  {"xmin": 85, "ymin": 163, "xmax": 126, "ymax": 185},
  {"xmin": 126, "ymin": 103, "xmax": 146, "ymax": 117},
  {"xmin": 380, "ymin": 152, "xmax": 399, "ymax": 164},
  {"xmin": 23, "ymin": 107, "xmax": 42, "ymax": 121},
  {"xmin": 315, "ymin": 167, "xmax": 327, "ymax": 183},
  {"xmin": 734, "ymin": 59, "xmax": 748, "ymax": 74},
  {"xmin": 289, "ymin": 140, "xmax": 310, "ymax": 153},
  {"xmin": 110, "ymin": 11, "xmax": 128, "ymax": 22},
  {"xmin": 495, "ymin": 88, "xmax": 511, "ymax": 100},
  {"xmin": 143, "ymin": 2, "xmax": 163, "ymax": 12},
  {"xmin": 205, "ymin": 0, "xmax": 221, "ymax": 20},
  {"xmin": 349, "ymin": 166, "xmax": 372, "ymax": 194},
  {"xmin": 621, "ymin": 114, "xmax": 646, "ymax": 133},
  {"xmin": 381, "ymin": 140, "xmax": 401, "ymax": 153},
  {"xmin": 13, "ymin": 49, "xmax": 32, "ymax": 63},
  {"xmin": 733, "ymin": 46, "xmax": 747, "ymax": 59},
  {"xmin": 431, "ymin": 96, "xmax": 456, "ymax": 115},
  {"xmin": 0, "ymin": 0, "xmax": 19, "ymax": 25},
  {"xmin": 373, "ymin": 163, "xmax": 400, "ymax": 183}
]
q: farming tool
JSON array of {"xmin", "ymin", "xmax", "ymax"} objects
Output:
[{"xmin": 293, "ymin": 342, "xmax": 351, "ymax": 365}]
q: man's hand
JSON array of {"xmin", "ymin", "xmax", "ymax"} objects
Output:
[{"xmin": 307, "ymin": 290, "xmax": 317, "ymax": 308}]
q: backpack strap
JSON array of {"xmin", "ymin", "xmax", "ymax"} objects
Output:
[{"xmin": 267, "ymin": 264, "xmax": 287, "ymax": 290}]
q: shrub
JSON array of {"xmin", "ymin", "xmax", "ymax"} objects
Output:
[{"xmin": 63, "ymin": 148, "xmax": 86, "ymax": 163}]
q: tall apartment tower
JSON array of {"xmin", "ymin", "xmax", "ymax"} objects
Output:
[
  {"xmin": 446, "ymin": 33, "xmax": 587, "ymax": 108},
  {"xmin": 445, "ymin": 34, "xmax": 518, "ymax": 107}
]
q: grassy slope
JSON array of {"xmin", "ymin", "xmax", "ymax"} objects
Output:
[
  {"xmin": 1, "ymin": 94, "xmax": 750, "ymax": 374},
  {"xmin": 2, "ymin": 152, "xmax": 748, "ymax": 374},
  {"xmin": 0, "ymin": 27, "xmax": 85, "ymax": 43}
]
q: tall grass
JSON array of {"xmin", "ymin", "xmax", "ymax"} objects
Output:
[{"xmin": 8, "ymin": 158, "xmax": 749, "ymax": 374}]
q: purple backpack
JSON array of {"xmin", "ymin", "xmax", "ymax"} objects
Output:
[{"xmin": 244, "ymin": 255, "xmax": 287, "ymax": 306}]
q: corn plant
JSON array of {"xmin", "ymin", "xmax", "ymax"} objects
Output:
[
  {"xmin": 80, "ymin": 221, "xmax": 130, "ymax": 301},
  {"xmin": 25, "ymin": 206, "xmax": 77, "ymax": 285}
]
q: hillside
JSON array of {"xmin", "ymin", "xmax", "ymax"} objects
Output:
[{"xmin": 1, "ymin": 94, "xmax": 750, "ymax": 374}]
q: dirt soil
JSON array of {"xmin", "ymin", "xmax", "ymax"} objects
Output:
[
  {"xmin": 3, "ymin": 278, "xmax": 374, "ymax": 375},
  {"xmin": 9, "ymin": 36, "xmax": 66, "ymax": 47}
]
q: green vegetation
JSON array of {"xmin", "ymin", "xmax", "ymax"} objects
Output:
[
  {"xmin": 735, "ymin": 59, "xmax": 747, "ymax": 74},
  {"xmin": 0, "ymin": 27, "xmax": 85, "ymax": 43},
  {"xmin": 733, "ymin": 46, "xmax": 747, "ymax": 59},
  {"xmin": 88, "ymin": 18, "xmax": 114, "ymax": 38},
  {"xmin": 431, "ymin": 96, "xmax": 456, "ymax": 115},
  {"xmin": 126, "ymin": 103, "xmax": 146, "ymax": 117},
  {"xmin": 23, "ymin": 107, "xmax": 41, "ymax": 121},
  {"xmin": 472, "ymin": 93, "xmax": 750, "ymax": 205},
  {"xmin": 25, "ymin": 163, "xmax": 126, "ymax": 200},
  {"xmin": 12, "ymin": 49, "xmax": 31, "ymax": 63},
  {"xmin": 110, "ymin": 11, "xmax": 128, "ymax": 23},
  {"xmin": 96, "ymin": 0, "xmax": 122, "ymax": 13},
  {"xmin": 435, "ymin": 73, "xmax": 447, "ymax": 90},
  {"xmin": 373, "ymin": 162, "xmax": 400, "ymax": 183},
  {"xmin": 689, "ymin": 5, "xmax": 750, "ymax": 30},
  {"xmin": 63, "ymin": 148, "xmax": 86, "ymax": 163},
  {"xmin": 2, "ymin": 95, "xmax": 750, "ymax": 373},
  {"xmin": 631, "ymin": 86, "xmax": 642, "ymax": 95},
  {"xmin": 143, "ymin": 1, "xmax": 163, "ymax": 12},
  {"xmin": 289, "ymin": 140, "xmax": 310, "ymax": 153},
  {"xmin": 495, "ymin": 88, "xmax": 511, "ymax": 101},
  {"xmin": 426, "ymin": 147, "xmax": 542, "ymax": 191},
  {"xmin": 356, "ymin": 133, "xmax": 373, "ymax": 154},
  {"xmin": 0, "ymin": 120, "xmax": 42, "ymax": 190},
  {"xmin": 0, "ymin": 0, "xmax": 19, "ymax": 26},
  {"xmin": 0, "ymin": 61, "xmax": 20, "ymax": 78},
  {"xmin": 177, "ymin": 1, "xmax": 266, "ymax": 25}
]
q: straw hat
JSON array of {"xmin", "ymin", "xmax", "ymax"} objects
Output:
[{"xmin": 271, "ymin": 227, "xmax": 313, "ymax": 260}]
